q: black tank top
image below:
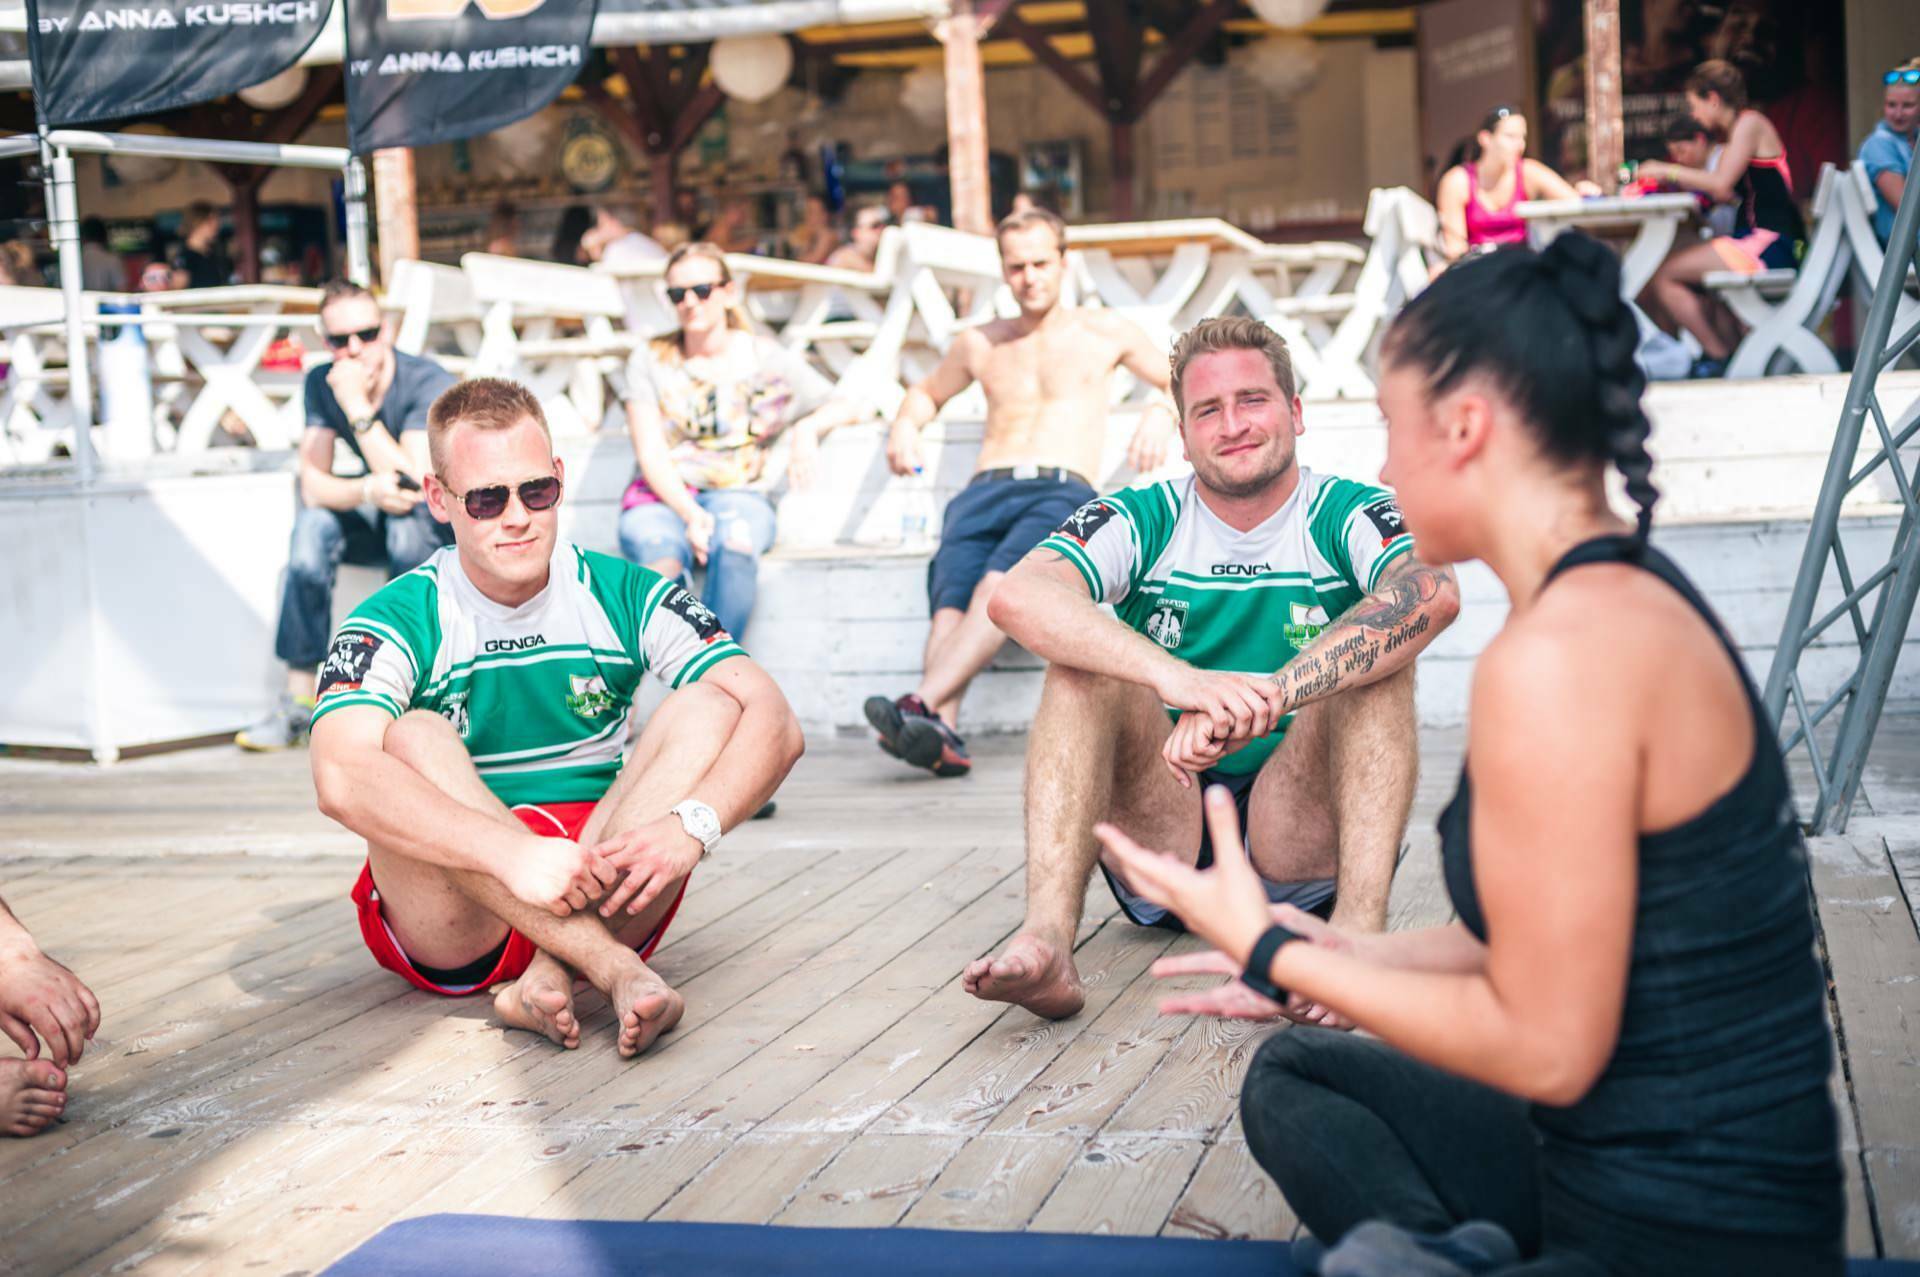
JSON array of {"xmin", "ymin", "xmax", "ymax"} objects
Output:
[{"xmin": 1439, "ymin": 535, "xmax": 1842, "ymax": 1273}]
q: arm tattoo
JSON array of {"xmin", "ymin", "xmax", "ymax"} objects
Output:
[{"xmin": 1271, "ymin": 555, "xmax": 1456, "ymax": 709}]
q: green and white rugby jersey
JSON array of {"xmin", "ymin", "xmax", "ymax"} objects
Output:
[
  {"xmin": 309, "ymin": 541, "xmax": 746, "ymax": 806},
  {"xmin": 1038, "ymin": 467, "xmax": 1415, "ymax": 776}
]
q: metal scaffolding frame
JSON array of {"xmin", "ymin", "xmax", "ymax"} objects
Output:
[{"xmin": 1763, "ymin": 163, "xmax": 1920, "ymax": 833}]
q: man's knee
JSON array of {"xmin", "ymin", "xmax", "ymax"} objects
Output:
[
  {"xmin": 288, "ymin": 508, "xmax": 343, "ymax": 582},
  {"xmin": 383, "ymin": 709, "xmax": 461, "ymax": 769},
  {"xmin": 386, "ymin": 510, "xmax": 449, "ymax": 575}
]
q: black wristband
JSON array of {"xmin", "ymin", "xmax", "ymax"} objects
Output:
[{"xmin": 1241, "ymin": 923, "xmax": 1302, "ymax": 1002}]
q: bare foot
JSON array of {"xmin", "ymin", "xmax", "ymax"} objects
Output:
[
  {"xmin": 609, "ymin": 961, "xmax": 684, "ymax": 1059},
  {"xmin": 0, "ymin": 1059, "xmax": 66, "ymax": 1137},
  {"xmin": 961, "ymin": 932, "xmax": 1085, "ymax": 1019},
  {"xmin": 492, "ymin": 957, "xmax": 580, "ymax": 1050}
]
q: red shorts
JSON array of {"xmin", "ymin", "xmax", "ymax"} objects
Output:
[{"xmin": 350, "ymin": 800, "xmax": 689, "ymax": 997}]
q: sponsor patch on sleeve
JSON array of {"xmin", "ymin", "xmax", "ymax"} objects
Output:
[
  {"xmin": 1053, "ymin": 500, "xmax": 1118, "ymax": 546},
  {"xmin": 1361, "ymin": 498, "xmax": 1407, "ymax": 546},
  {"xmin": 317, "ymin": 631, "xmax": 381, "ymax": 699},
  {"xmin": 664, "ymin": 585, "xmax": 730, "ymax": 645}
]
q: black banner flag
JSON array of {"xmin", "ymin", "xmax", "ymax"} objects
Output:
[
  {"xmin": 25, "ymin": 0, "xmax": 333, "ymax": 128},
  {"xmin": 344, "ymin": 0, "xmax": 596, "ymax": 154}
]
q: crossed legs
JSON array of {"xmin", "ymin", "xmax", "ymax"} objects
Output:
[
  {"xmin": 368, "ymin": 684, "xmax": 740, "ymax": 1056},
  {"xmin": 964, "ymin": 663, "xmax": 1416, "ymax": 1019}
]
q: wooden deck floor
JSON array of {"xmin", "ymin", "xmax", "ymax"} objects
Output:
[{"xmin": 0, "ymin": 727, "xmax": 1915, "ymax": 1274}]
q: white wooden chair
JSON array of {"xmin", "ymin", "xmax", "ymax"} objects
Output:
[
  {"xmin": 0, "ymin": 286, "xmax": 76, "ymax": 464},
  {"xmin": 387, "ymin": 258, "xmax": 483, "ymax": 371},
  {"xmin": 1707, "ymin": 163, "xmax": 1851, "ymax": 379},
  {"xmin": 1838, "ymin": 162, "xmax": 1920, "ymax": 346},
  {"xmin": 838, "ymin": 222, "xmax": 1006, "ymax": 417},
  {"xmin": 1295, "ymin": 188, "xmax": 1440, "ymax": 402},
  {"xmin": 461, "ymin": 253, "xmax": 637, "ymax": 435}
]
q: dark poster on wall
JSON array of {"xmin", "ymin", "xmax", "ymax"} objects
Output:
[
  {"xmin": 345, "ymin": 0, "xmax": 596, "ymax": 153},
  {"xmin": 1535, "ymin": 0, "xmax": 1847, "ymax": 200},
  {"xmin": 25, "ymin": 0, "xmax": 331, "ymax": 127}
]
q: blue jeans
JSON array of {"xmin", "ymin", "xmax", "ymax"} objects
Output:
[
  {"xmin": 617, "ymin": 489, "xmax": 778, "ymax": 640},
  {"xmin": 272, "ymin": 502, "xmax": 453, "ymax": 668}
]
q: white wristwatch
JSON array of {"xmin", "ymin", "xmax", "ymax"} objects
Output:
[{"xmin": 670, "ymin": 800, "xmax": 722, "ymax": 859}]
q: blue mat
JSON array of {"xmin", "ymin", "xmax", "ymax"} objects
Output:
[
  {"xmin": 324, "ymin": 1215, "xmax": 1920, "ymax": 1276},
  {"xmin": 323, "ymin": 1216, "xmax": 1301, "ymax": 1276}
]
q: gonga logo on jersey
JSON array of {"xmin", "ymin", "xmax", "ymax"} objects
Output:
[
  {"xmin": 1146, "ymin": 599, "xmax": 1188, "ymax": 650},
  {"xmin": 1284, "ymin": 602, "xmax": 1329, "ymax": 649},
  {"xmin": 567, "ymin": 674, "xmax": 617, "ymax": 719}
]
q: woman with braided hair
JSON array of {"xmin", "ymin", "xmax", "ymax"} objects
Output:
[{"xmin": 1096, "ymin": 233, "xmax": 1844, "ymax": 1275}]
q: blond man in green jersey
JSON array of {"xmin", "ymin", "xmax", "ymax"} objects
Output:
[
  {"xmin": 967, "ymin": 318, "xmax": 1461, "ymax": 1022},
  {"xmin": 309, "ymin": 379, "xmax": 803, "ymax": 1058}
]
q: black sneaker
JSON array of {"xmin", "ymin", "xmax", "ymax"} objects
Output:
[
  {"xmin": 863, "ymin": 692, "xmax": 919, "ymax": 758},
  {"xmin": 896, "ymin": 708, "xmax": 971, "ymax": 778}
]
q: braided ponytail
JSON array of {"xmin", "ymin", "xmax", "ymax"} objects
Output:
[
  {"xmin": 1381, "ymin": 231, "xmax": 1660, "ymax": 543},
  {"xmin": 1538, "ymin": 234, "xmax": 1660, "ymax": 543}
]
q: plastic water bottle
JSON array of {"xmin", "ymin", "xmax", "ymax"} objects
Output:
[{"xmin": 900, "ymin": 506, "xmax": 929, "ymax": 552}]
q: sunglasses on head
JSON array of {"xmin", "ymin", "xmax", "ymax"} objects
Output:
[
  {"xmin": 443, "ymin": 475, "xmax": 563, "ymax": 520},
  {"xmin": 666, "ymin": 282, "xmax": 721, "ymax": 304},
  {"xmin": 1888, "ymin": 69, "xmax": 1920, "ymax": 85},
  {"xmin": 323, "ymin": 325, "xmax": 383, "ymax": 350}
]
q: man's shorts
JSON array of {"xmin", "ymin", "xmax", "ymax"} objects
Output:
[
  {"xmin": 351, "ymin": 800, "xmax": 690, "ymax": 997},
  {"xmin": 927, "ymin": 470, "xmax": 1096, "ymax": 614},
  {"xmin": 1097, "ymin": 768, "xmax": 1338, "ymax": 933}
]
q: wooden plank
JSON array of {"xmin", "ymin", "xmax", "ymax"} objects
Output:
[
  {"xmin": 524, "ymin": 1130, "xmax": 738, "ymax": 1221},
  {"xmin": 771, "ymin": 1132, "xmax": 968, "ymax": 1228},
  {"xmin": 1809, "ymin": 833, "xmax": 1920, "ymax": 1259},
  {"xmin": 653, "ymin": 862, "xmax": 1027, "ymax": 1133},
  {"xmin": 1026, "ymin": 1136, "xmax": 1204, "ymax": 1236},
  {"xmin": 651, "ymin": 1132, "xmax": 849, "ymax": 1223},
  {"xmin": 1162, "ymin": 1137, "xmax": 1296, "ymax": 1241},
  {"xmin": 896, "ymin": 1132, "xmax": 1083, "ymax": 1231},
  {"xmin": 870, "ymin": 917, "xmax": 1169, "ymax": 1137}
]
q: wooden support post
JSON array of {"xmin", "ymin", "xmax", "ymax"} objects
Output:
[
  {"xmin": 371, "ymin": 148, "xmax": 419, "ymax": 285},
  {"xmin": 938, "ymin": 0, "xmax": 995, "ymax": 236},
  {"xmin": 1585, "ymin": 0, "xmax": 1624, "ymax": 193},
  {"xmin": 1110, "ymin": 119, "xmax": 1136, "ymax": 221},
  {"xmin": 229, "ymin": 179, "xmax": 263, "ymax": 282},
  {"xmin": 584, "ymin": 48, "xmax": 725, "ymax": 231}
]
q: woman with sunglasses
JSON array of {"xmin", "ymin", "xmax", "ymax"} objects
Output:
[
  {"xmin": 1637, "ymin": 60, "xmax": 1808, "ymax": 378},
  {"xmin": 1096, "ymin": 236, "xmax": 1843, "ymax": 1275},
  {"xmin": 1858, "ymin": 59, "xmax": 1920, "ymax": 246},
  {"xmin": 1435, "ymin": 107, "xmax": 1597, "ymax": 263},
  {"xmin": 619, "ymin": 243, "xmax": 870, "ymax": 640}
]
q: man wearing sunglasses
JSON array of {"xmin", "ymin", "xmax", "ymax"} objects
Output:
[
  {"xmin": 237, "ymin": 280, "xmax": 457, "ymax": 751},
  {"xmin": 1861, "ymin": 61, "xmax": 1920, "ymax": 245},
  {"xmin": 309, "ymin": 377, "xmax": 803, "ymax": 1058}
]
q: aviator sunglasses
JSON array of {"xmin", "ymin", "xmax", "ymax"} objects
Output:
[
  {"xmin": 442, "ymin": 475, "xmax": 563, "ymax": 520},
  {"xmin": 323, "ymin": 325, "xmax": 383, "ymax": 350},
  {"xmin": 1887, "ymin": 68, "xmax": 1920, "ymax": 85},
  {"xmin": 666, "ymin": 282, "xmax": 722, "ymax": 304}
]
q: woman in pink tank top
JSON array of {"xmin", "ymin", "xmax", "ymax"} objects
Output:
[{"xmin": 1437, "ymin": 107, "xmax": 1597, "ymax": 262}]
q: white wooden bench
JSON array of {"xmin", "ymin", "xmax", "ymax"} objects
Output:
[
  {"xmin": 1708, "ymin": 163, "xmax": 1850, "ymax": 379},
  {"xmin": 461, "ymin": 253, "xmax": 637, "ymax": 435},
  {"xmin": 387, "ymin": 258, "xmax": 483, "ymax": 373}
]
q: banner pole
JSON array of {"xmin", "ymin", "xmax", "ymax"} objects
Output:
[
  {"xmin": 344, "ymin": 156, "xmax": 372, "ymax": 287},
  {"xmin": 39, "ymin": 130, "xmax": 96, "ymax": 481}
]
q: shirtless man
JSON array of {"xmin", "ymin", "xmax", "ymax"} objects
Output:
[
  {"xmin": 0, "ymin": 894, "xmax": 97, "ymax": 1136},
  {"xmin": 310, "ymin": 378, "xmax": 802, "ymax": 1057},
  {"xmin": 963, "ymin": 317, "xmax": 1459, "ymax": 1020},
  {"xmin": 864, "ymin": 208, "xmax": 1176, "ymax": 777}
]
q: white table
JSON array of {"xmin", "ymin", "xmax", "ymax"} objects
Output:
[
  {"xmin": 1517, "ymin": 193, "xmax": 1697, "ymax": 300},
  {"xmin": 128, "ymin": 286, "xmax": 321, "ymax": 451}
]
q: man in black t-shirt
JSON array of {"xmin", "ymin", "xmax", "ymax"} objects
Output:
[
  {"xmin": 237, "ymin": 280, "xmax": 458, "ymax": 751},
  {"xmin": 170, "ymin": 201, "xmax": 228, "ymax": 289}
]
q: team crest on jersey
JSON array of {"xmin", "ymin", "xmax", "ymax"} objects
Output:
[
  {"xmin": 1284, "ymin": 602, "xmax": 1329, "ymax": 649},
  {"xmin": 665, "ymin": 586, "xmax": 729, "ymax": 645},
  {"xmin": 1146, "ymin": 599, "xmax": 1188, "ymax": 650},
  {"xmin": 1362, "ymin": 498, "xmax": 1406, "ymax": 545},
  {"xmin": 567, "ymin": 674, "xmax": 618, "ymax": 719},
  {"xmin": 1054, "ymin": 500, "xmax": 1118, "ymax": 546},
  {"xmin": 316, "ymin": 631, "xmax": 380, "ymax": 700},
  {"xmin": 440, "ymin": 692, "xmax": 471, "ymax": 739}
]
